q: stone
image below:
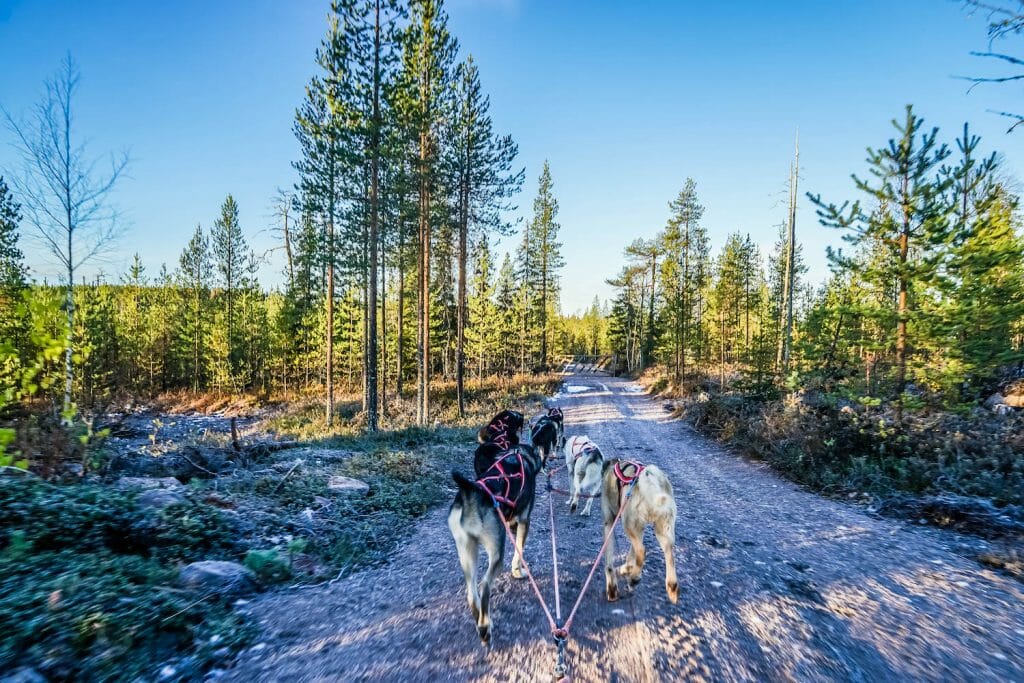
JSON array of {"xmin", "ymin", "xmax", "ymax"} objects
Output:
[
  {"xmin": 116, "ymin": 476, "xmax": 184, "ymax": 490},
  {"xmin": 0, "ymin": 669, "xmax": 47, "ymax": 683},
  {"xmin": 326, "ymin": 476, "xmax": 370, "ymax": 495},
  {"xmin": 985, "ymin": 393, "xmax": 1007, "ymax": 409},
  {"xmin": 179, "ymin": 561, "xmax": 256, "ymax": 596},
  {"xmin": 137, "ymin": 488, "xmax": 187, "ymax": 510}
]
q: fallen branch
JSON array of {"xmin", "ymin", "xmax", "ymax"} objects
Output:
[
  {"xmin": 181, "ymin": 452, "xmax": 220, "ymax": 478},
  {"xmin": 272, "ymin": 459, "xmax": 305, "ymax": 494},
  {"xmin": 244, "ymin": 440, "xmax": 301, "ymax": 453}
]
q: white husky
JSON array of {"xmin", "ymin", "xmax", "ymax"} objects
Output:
[{"xmin": 563, "ymin": 435, "xmax": 604, "ymax": 516}]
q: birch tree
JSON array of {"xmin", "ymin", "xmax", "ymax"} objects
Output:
[{"xmin": 3, "ymin": 55, "xmax": 129, "ymax": 415}]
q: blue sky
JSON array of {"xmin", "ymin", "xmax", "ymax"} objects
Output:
[{"xmin": 1, "ymin": 0, "xmax": 1023, "ymax": 312}]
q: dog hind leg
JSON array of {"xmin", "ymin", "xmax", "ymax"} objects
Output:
[
  {"xmin": 510, "ymin": 518, "xmax": 530, "ymax": 580},
  {"xmin": 618, "ymin": 513, "xmax": 646, "ymax": 586},
  {"xmin": 477, "ymin": 531, "xmax": 503, "ymax": 646},
  {"xmin": 602, "ymin": 491, "xmax": 619, "ymax": 601},
  {"xmin": 453, "ymin": 528, "xmax": 480, "ymax": 623},
  {"xmin": 655, "ymin": 510, "xmax": 679, "ymax": 603}
]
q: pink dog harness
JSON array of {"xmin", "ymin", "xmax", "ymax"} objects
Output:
[
  {"xmin": 476, "ymin": 448, "xmax": 528, "ymax": 511},
  {"xmin": 566, "ymin": 436, "xmax": 596, "ymax": 464},
  {"xmin": 612, "ymin": 460, "xmax": 645, "ymax": 487}
]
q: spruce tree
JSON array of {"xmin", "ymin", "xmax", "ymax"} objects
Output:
[
  {"xmin": 0, "ymin": 178, "xmax": 29, "ymax": 361},
  {"xmin": 177, "ymin": 225, "xmax": 211, "ymax": 391},
  {"xmin": 210, "ymin": 195, "xmax": 248, "ymax": 389}
]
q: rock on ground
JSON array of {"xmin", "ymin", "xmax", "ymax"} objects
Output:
[
  {"xmin": 179, "ymin": 561, "xmax": 256, "ymax": 596},
  {"xmin": 136, "ymin": 488, "xmax": 188, "ymax": 510},
  {"xmin": 115, "ymin": 476, "xmax": 185, "ymax": 490},
  {"xmin": 327, "ymin": 476, "xmax": 370, "ymax": 494}
]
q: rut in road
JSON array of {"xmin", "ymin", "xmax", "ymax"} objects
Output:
[{"xmin": 226, "ymin": 373, "xmax": 1024, "ymax": 682}]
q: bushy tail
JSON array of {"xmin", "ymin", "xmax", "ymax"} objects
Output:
[{"xmin": 452, "ymin": 470, "xmax": 477, "ymax": 493}]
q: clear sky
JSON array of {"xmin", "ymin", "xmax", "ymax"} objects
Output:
[{"xmin": 2, "ymin": 0, "xmax": 1023, "ymax": 312}]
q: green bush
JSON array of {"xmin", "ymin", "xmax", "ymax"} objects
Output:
[{"xmin": 0, "ymin": 480, "xmax": 251, "ymax": 680}]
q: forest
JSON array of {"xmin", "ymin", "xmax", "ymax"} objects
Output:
[{"xmin": 0, "ymin": 1, "xmax": 599, "ymax": 440}]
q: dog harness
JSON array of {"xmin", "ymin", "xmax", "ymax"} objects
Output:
[
  {"xmin": 612, "ymin": 460, "xmax": 645, "ymax": 487},
  {"xmin": 484, "ymin": 411, "xmax": 523, "ymax": 443},
  {"xmin": 566, "ymin": 436, "xmax": 595, "ymax": 463},
  {"xmin": 489, "ymin": 432, "xmax": 511, "ymax": 451},
  {"xmin": 476, "ymin": 448, "xmax": 529, "ymax": 511}
]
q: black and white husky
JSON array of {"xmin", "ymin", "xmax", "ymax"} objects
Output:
[
  {"xmin": 563, "ymin": 434, "xmax": 604, "ymax": 516},
  {"xmin": 448, "ymin": 443, "xmax": 543, "ymax": 646},
  {"xmin": 477, "ymin": 409, "xmax": 526, "ymax": 446},
  {"xmin": 529, "ymin": 407, "xmax": 564, "ymax": 465}
]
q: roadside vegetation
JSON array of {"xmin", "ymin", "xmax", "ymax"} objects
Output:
[{"xmin": 0, "ymin": 372, "xmax": 558, "ymax": 681}]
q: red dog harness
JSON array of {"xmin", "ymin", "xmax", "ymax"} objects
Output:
[
  {"xmin": 566, "ymin": 436, "xmax": 594, "ymax": 463},
  {"xmin": 476, "ymin": 448, "xmax": 528, "ymax": 510},
  {"xmin": 613, "ymin": 460, "xmax": 645, "ymax": 488}
]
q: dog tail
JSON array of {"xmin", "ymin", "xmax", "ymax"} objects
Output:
[{"xmin": 452, "ymin": 470, "xmax": 477, "ymax": 493}]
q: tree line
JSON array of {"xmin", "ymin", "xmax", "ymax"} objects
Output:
[
  {"xmin": 608, "ymin": 107, "xmax": 1024, "ymax": 409},
  {"xmin": 1, "ymin": 0, "xmax": 574, "ymax": 430}
]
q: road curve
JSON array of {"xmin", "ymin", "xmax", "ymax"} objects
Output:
[{"xmin": 225, "ymin": 373, "xmax": 1024, "ymax": 682}]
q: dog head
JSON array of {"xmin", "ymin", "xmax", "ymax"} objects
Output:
[{"xmin": 478, "ymin": 410, "xmax": 525, "ymax": 444}]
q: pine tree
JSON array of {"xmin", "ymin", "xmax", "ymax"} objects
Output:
[
  {"xmin": 936, "ymin": 125, "xmax": 1024, "ymax": 394},
  {"xmin": 811, "ymin": 106, "xmax": 951, "ymax": 408},
  {"xmin": 294, "ymin": 2, "xmax": 357, "ymax": 425},
  {"xmin": 448, "ymin": 55, "xmax": 522, "ymax": 414},
  {"xmin": 494, "ymin": 252, "xmax": 519, "ymax": 374},
  {"xmin": 523, "ymin": 161, "xmax": 564, "ymax": 367},
  {"xmin": 465, "ymin": 235, "xmax": 497, "ymax": 377},
  {"xmin": 624, "ymin": 238, "xmax": 663, "ymax": 369},
  {"xmin": 119, "ymin": 254, "xmax": 147, "ymax": 390},
  {"xmin": 397, "ymin": 0, "xmax": 457, "ymax": 424},
  {"xmin": 0, "ymin": 178, "xmax": 29, "ymax": 361},
  {"xmin": 658, "ymin": 179, "xmax": 709, "ymax": 381}
]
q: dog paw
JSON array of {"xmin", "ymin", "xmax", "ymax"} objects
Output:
[
  {"xmin": 606, "ymin": 584, "xmax": 618, "ymax": 602},
  {"xmin": 478, "ymin": 624, "xmax": 491, "ymax": 647},
  {"xmin": 511, "ymin": 568, "xmax": 526, "ymax": 580},
  {"xmin": 667, "ymin": 580, "xmax": 679, "ymax": 604}
]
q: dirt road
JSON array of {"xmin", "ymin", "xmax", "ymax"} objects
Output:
[{"xmin": 225, "ymin": 373, "xmax": 1024, "ymax": 682}]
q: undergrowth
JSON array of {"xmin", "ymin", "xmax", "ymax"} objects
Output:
[
  {"xmin": 672, "ymin": 386, "xmax": 1024, "ymax": 511},
  {"xmin": 0, "ymin": 374, "xmax": 556, "ymax": 680}
]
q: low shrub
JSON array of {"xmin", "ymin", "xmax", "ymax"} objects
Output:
[
  {"xmin": 0, "ymin": 480, "xmax": 252, "ymax": 681},
  {"xmin": 679, "ymin": 392, "xmax": 1024, "ymax": 513}
]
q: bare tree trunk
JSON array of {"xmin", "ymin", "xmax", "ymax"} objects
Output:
[
  {"xmin": 368, "ymin": 2, "xmax": 385, "ymax": 432},
  {"xmin": 380, "ymin": 228, "xmax": 387, "ymax": 418},
  {"xmin": 720, "ymin": 309, "xmax": 726, "ymax": 390},
  {"xmin": 365, "ymin": 0, "xmax": 381, "ymax": 432},
  {"xmin": 456, "ymin": 166, "xmax": 469, "ymax": 416},
  {"xmin": 326, "ymin": 219, "xmax": 335, "ymax": 427},
  {"xmin": 896, "ymin": 173, "xmax": 910, "ymax": 420},
  {"xmin": 649, "ymin": 255, "xmax": 657, "ymax": 368},
  {"xmin": 397, "ymin": 229, "xmax": 405, "ymax": 396},
  {"xmin": 777, "ymin": 132, "xmax": 799, "ymax": 377}
]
